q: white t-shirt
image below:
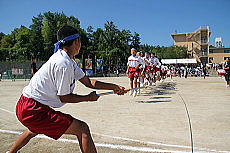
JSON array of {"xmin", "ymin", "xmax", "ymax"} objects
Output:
[
  {"xmin": 144, "ymin": 57, "xmax": 151, "ymax": 67},
  {"xmin": 23, "ymin": 49, "xmax": 85, "ymax": 108},
  {"xmin": 150, "ymin": 57, "xmax": 161, "ymax": 67},
  {"xmin": 139, "ymin": 57, "xmax": 145, "ymax": 69},
  {"xmin": 217, "ymin": 69, "xmax": 225, "ymax": 74},
  {"xmin": 127, "ymin": 55, "xmax": 142, "ymax": 67}
]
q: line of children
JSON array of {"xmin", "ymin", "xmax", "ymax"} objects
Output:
[{"xmin": 126, "ymin": 49, "xmax": 164, "ymax": 96}]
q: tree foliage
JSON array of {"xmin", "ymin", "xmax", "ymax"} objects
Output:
[{"xmin": 0, "ymin": 11, "xmax": 187, "ymax": 70}]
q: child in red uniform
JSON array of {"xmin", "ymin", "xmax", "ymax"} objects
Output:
[
  {"xmin": 126, "ymin": 48, "xmax": 142, "ymax": 97},
  {"xmin": 143, "ymin": 52, "xmax": 153, "ymax": 86}
]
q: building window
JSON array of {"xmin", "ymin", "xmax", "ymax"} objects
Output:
[
  {"xmin": 212, "ymin": 50, "xmax": 224, "ymax": 53},
  {"xmin": 224, "ymin": 50, "xmax": 230, "ymax": 53},
  {"xmin": 224, "ymin": 57, "xmax": 230, "ymax": 60}
]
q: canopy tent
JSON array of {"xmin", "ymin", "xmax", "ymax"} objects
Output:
[{"xmin": 161, "ymin": 58, "xmax": 197, "ymax": 64}]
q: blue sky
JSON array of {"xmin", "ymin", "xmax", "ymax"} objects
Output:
[{"xmin": 0, "ymin": 0, "xmax": 230, "ymax": 47}]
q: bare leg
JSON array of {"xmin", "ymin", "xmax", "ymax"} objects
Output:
[
  {"xmin": 65, "ymin": 119, "xmax": 97, "ymax": 153},
  {"xmin": 137, "ymin": 79, "xmax": 140, "ymax": 88},
  {"xmin": 153, "ymin": 73, "xmax": 156, "ymax": 83},
  {"xmin": 137, "ymin": 78, "xmax": 140, "ymax": 93},
  {"xmin": 133, "ymin": 78, "xmax": 137, "ymax": 88},
  {"xmin": 8, "ymin": 129, "xmax": 37, "ymax": 153},
  {"xmin": 129, "ymin": 78, "xmax": 134, "ymax": 89}
]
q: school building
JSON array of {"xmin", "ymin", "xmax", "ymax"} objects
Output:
[
  {"xmin": 209, "ymin": 47, "xmax": 230, "ymax": 63},
  {"xmin": 171, "ymin": 25, "xmax": 229, "ymax": 64}
]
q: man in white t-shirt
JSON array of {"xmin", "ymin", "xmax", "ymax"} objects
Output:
[{"xmin": 8, "ymin": 25, "xmax": 125, "ymax": 153}]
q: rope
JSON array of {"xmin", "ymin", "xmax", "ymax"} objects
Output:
[{"xmin": 97, "ymin": 85, "xmax": 148, "ymax": 96}]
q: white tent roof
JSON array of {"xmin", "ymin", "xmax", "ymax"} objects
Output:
[
  {"xmin": 161, "ymin": 58, "xmax": 197, "ymax": 64},
  {"xmin": 161, "ymin": 59, "xmax": 177, "ymax": 64}
]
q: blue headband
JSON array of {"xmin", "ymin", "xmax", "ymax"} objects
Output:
[{"xmin": 53, "ymin": 34, "xmax": 80, "ymax": 53}]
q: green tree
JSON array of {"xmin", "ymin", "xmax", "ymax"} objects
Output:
[
  {"xmin": 87, "ymin": 22, "xmax": 133, "ymax": 70},
  {"xmin": 29, "ymin": 14, "xmax": 44, "ymax": 59},
  {"xmin": 140, "ymin": 44, "xmax": 156, "ymax": 53},
  {"xmin": 155, "ymin": 46, "xmax": 187, "ymax": 59},
  {"xmin": 0, "ymin": 32, "xmax": 5, "ymax": 47},
  {"xmin": 0, "ymin": 48, "xmax": 10, "ymax": 61},
  {"xmin": 41, "ymin": 11, "xmax": 83, "ymax": 60},
  {"xmin": 11, "ymin": 26, "xmax": 31, "ymax": 60},
  {"xmin": 101, "ymin": 21, "xmax": 122, "ymax": 71},
  {"xmin": 0, "ymin": 11, "xmax": 148, "ymax": 65},
  {"xmin": 0, "ymin": 34, "xmax": 14, "ymax": 48},
  {"xmin": 117, "ymin": 29, "xmax": 132, "ymax": 65},
  {"xmin": 41, "ymin": 12, "xmax": 57, "ymax": 59},
  {"xmin": 131, "ymin": 32, "xmax": 141, "ymax": 50}
]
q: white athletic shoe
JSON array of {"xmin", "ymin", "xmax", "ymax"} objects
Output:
[
  {"xmin": 140, "ymin": 83, "xmax": 144, "ymax": 87},
  {"xmin": 6, "ymin": 151, "xmax": 20, "ymax": 153},
  {"xmin": 133, "ymin": 90, "xmax": 137, "ymax": 97},
  {"xmin": 129, "ymin": 90, "xmax": 134, "ymax": 96},
  {"xmin": 226, "ymin": 85, "xmax": 230, "ymax": 87}
]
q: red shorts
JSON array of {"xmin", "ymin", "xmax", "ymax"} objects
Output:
[
  {"xmin": 128, "ymin": 67, "xmax": 140, "ymax": 79},
  {"xmin": 16, "ymin": 95, "xmax": 73, "ymax": 140},
  {"xmin": 218, "ymin": 72, "xmax": 225, "ymax": 77},
  {"xmin": 145, "ymin": 66, "xmax": 151, "ymax": 73},
  {"xmin": 155, "ymin": 67, "xmax": 161, "ymax": 72},
  {"xmin": 161, "ymin": 71, "xmax": 167, "ymax": 76},
  {"xmin": 149, "ymin": 67, "xmax": 154, "ymax": 74},
  {"xmin": 151, "ymin": 67, "xmax": 157, "ymax": 73}
]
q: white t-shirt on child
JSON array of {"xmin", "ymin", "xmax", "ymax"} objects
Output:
[
  {"xmin": 23, "ymin": 49, "xmax": 85, "ymax": 108},
  {"xmin": 127, "ymin": 55, "xmax": 142, "ymax": 68}
]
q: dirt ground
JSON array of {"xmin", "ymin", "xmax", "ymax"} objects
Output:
[{"xmin": 0, "ymin": 76, "xmax": 229, "ymax": 153}]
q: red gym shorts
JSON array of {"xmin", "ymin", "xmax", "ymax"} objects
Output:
[
  {"xmin": 128, "ymin": 67, "xmax": 140, "ymax": 79},
  {"xmin": 16, "ymin": 95, "xmax": 73, "ymax": 140},
  {"xmin": 161, "ymin": 71, "xmax": 167, "ymax": 76},
  {"xmin": 145, "ymin": 66, "xmax": 152, "ymax": 73}
]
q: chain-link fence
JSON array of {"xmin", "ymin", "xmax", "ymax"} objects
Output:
[{"xmin": 0, "ymin": 61, "xmax": 45, "ymax": 81}]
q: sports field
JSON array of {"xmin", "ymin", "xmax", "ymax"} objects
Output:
[{"xmin": 0, "ymin": 76, "xmax": 229, "ymax": 153}]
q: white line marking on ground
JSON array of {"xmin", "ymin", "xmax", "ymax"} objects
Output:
[
  {"xmin": 0, "ymin": 107, "xmax": 15, "ymax": 114},
  {"xmin": 92, "ymin": 132, "xmax": 229, "ymax": 153},
  {"xmin": 0, "ymin": 129, "xmax": 187, "ymax": 153},
  {"xmin": 1, "ymin": 108, "xmax": 229, "ymax": 153},
  {"xmin": 93, "ymin": 132, "xmax": 191, "ymax": 149}
]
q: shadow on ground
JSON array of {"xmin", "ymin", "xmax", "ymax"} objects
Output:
[
  {"xmin": 136, "ymin": 100, "xmax": 171, "ymax": 103},
  {"xmin": 150, "ymin": 96, "xmax": 171, "ymax": 99},
  {"xmin": 136, "ymin": 82, "xmax": 177, "ymax": 104}
]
